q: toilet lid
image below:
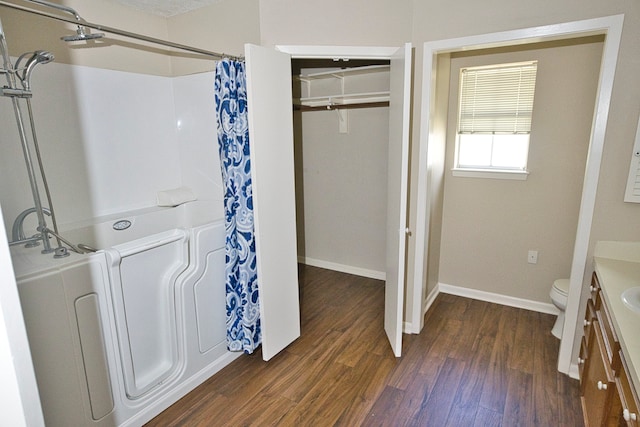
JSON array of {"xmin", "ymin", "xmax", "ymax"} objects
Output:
[{"xmin": 553, "ymin": 279, "xmax": 570, "ymax": 296}]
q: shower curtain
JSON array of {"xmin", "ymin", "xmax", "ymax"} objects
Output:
[{"xmin": 215, "ymin": 59, "xmax": 261, "ymax": 354}]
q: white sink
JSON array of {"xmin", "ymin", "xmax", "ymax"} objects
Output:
[{"xmin": 621, "ymin": 286, "xmax": 640, "ymax": 313}]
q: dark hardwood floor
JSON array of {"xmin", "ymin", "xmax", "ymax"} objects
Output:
[{"xmin": 145, "ymin": 265, "xmax": 584, "ymax": 426}]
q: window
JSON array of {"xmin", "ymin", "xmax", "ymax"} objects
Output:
[{"xmin": 454, "ymin": 61, "xmax": 538, "ymax": 179}]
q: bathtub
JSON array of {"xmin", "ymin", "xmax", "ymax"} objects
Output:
[{"xmin": 10, "ymin": 201, "xmax": 241, "ymax": 427}]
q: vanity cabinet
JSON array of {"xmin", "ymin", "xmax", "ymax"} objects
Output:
[{"xmin": 581, "ymin": 272, "xmax": 640, "ymax": 426}]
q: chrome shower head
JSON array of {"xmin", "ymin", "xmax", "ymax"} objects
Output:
[
  {"xmin": 61, "ymin": 25, "xmax": 105, "ymax": 42},
  {"xmin": 28, "ymin": 50, "xmax": 55, "ymax": 66},
  {"xmin": 15, "ymin": 50, "xmax": 54, "ymax": 89}
]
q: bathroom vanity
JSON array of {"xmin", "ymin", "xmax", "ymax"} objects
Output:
[{"xmin": 579, "ymin": 241, "xmax": 640, "ymax": 426}]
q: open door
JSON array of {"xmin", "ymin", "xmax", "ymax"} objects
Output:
[
  {"xmin": 245, "ymin": 44, "xmax": 301, "ymax": 361},
  {"xmin": 385, "ymin": 43, "xmax": 412, "ymax": 357}
]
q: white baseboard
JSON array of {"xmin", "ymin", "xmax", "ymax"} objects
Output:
[
  {"xmin": 436, "ymin": 282, "xmax": 559, "ymax": 315},
  {"xmin": 298, "ymin": 256, "xmax": 386, "ymax": 281}
]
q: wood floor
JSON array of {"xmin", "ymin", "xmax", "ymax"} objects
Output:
[{"xmin": 145, "ymin": 265, "xmax": 584, "ymax": 426}]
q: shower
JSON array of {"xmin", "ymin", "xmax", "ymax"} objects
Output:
[
  {"xmin": 0, "ymin": 16, "xmax": 62, "ymax": 256},
  {"xmin": 0, "ymin": 0, "xmax": 243, "ymax": 258},
  {"xmin": 0, "ymin": 22, "xmax": 91, "ymax": 256}
]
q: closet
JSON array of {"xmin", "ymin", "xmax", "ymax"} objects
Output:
[
  {"xmin": 292, "ymin": 59, "xmax": 391, "ymax": 279},
  {"xmin": 244, "ymin": 44, "xmax": 411, "ymax": 360}
]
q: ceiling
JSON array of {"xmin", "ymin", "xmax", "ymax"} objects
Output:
[{"xmin": 110, "ymin": 0, "xmax": 223, "ymax": 17}]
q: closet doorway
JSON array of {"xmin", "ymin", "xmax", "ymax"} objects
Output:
[{"xmin": 245, "ymin": 44, "xmax": 411, "ymax": 359}]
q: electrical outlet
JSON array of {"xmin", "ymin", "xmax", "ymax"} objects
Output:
[{"xmin": 528, "ymin": 250, "xmax": 538, "ymax": 264}]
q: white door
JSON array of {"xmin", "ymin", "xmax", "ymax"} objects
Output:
[
  {"xmin": 385, "ymin": 43, "xmax": 412, "ymax": 357},
  {"xmin": 245, "ymin": 44, "xmax": 301, "ymax": 361}
]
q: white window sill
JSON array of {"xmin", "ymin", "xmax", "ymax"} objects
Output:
[{"xmin": 452, "ymin": 168, "xmax": 529, "ymax": 180}]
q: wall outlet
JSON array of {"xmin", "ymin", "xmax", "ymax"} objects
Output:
[{"xmin": 528, "ymin": 250, "xmax": 538, "ymax": 264}]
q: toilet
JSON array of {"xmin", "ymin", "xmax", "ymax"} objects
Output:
[{"xmin": 550, "ymin": 278, "xmax": 570, "ymax": 339}]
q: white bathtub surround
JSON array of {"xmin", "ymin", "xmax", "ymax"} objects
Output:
[
  {"xmin": 11, "ymin": 202, "xmax": 241, "ymax": 427},
  {"xmin": 0, "ymin": 61, "xmax": 225, "ymax": 236},
  {"xmin": 156, "ymin": 186, "xmax": 197, "ymax": 207}
]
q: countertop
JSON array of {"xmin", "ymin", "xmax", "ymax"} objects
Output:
[{"xmin": 593, "ymin": 241, "xmax": 640, "ymax": 396}]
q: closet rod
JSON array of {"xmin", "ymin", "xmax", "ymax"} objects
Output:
[
  {"xmin": 0, "ymin": 0, "xmax": 244, "ymax": 61},
  {"xmin": 294, "ymin": 101, "xmax": 390, "ymax": 112}
]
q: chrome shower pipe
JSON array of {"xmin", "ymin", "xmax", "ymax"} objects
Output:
[
  {"xmin": 16, "ymin": 50, "xmax": 61, "ymax": 247},
  {"xmin": 23, "ymin": 0, "xmax": 81, "ymax": 21},
  {"xmin": 0, "ymin": 0, "xmax": 244, "ymax": 61},
  {"xmin": 0, "ymin": 17, "xmax": 53, "ymax": 253},
  {"xmin": 21, "ymin": 1, "xmax": 105, "ymax": 42},
  {"xmin": 24, "ymin": 96, "xmax": 62, "ymax": 248}
]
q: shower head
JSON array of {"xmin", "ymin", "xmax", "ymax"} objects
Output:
[
  {"xmin": 15, "ymin": 50, "xmax": 54, "ymax": 89},
  {"xmin": 27, "ymin": 50, "xmax": 55, "ymax": 66},
  {"xmin": 61, "ymin": 25, "xmax": 105, "ymax": 42}
]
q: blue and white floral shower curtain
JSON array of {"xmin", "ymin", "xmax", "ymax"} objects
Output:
[{"xmin": 215, "ymin": 59, "xmax": 261, "ymax": 354}]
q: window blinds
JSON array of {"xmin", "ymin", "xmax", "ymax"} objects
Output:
[{"xmin": 458, "ymin": 61, "xmax": 538, "ymax": 134}]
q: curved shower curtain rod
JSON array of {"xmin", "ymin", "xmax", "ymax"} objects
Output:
[{"xmin": 0, "ymin": 0, "xmax": 244, "ymax": 62}]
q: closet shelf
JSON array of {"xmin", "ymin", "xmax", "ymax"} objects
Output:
[
  {"xmin": 295, "ymin": 64, "xmax": 390, "ymax": 82},
  {"xmin": 294, "ymin": 91, "xmax": 390, "ymax": 108},
  {"xmin": 294, "ymin": 64, "xmax": 390, "ymax": 112}
]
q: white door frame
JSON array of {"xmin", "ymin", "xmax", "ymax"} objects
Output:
[
  {"xmin": 277, "ymin": 45, "xmax": 399, "ymax": 60},
  {"xmin": 414, "ymin": 15, "xmax": 624, "ymax": 376}
]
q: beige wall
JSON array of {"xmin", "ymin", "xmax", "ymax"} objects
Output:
[
  {"xmin": 257, "ymin": 0, "xmax": 412, "ymax": 47},
  {"xmin": 439, "ymin": 39, "xmax": 604, "ymax": 303},
  {"xmin": 1, "ymin": 0, "xmax": 172, "ymax": 75},
  {"xmin": 167, "ymin": 0, "xmax": 260, "ymax": 75},
  {"xmin": 1, "ymin": 0, "xmax": 260, "ymax": 76},
  {"xmin": 294, "ymin": 106, "xmax": 389, "ymax": 273},
  {"xmin": 423, "ymin": 54, "xmax": 451, "ymax": 304}
]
